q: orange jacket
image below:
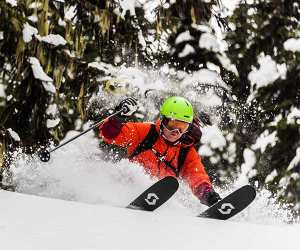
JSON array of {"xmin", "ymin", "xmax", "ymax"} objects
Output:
[{"xmin": 99, "ymin": 118, "xmax": 212, "ymax": 201}]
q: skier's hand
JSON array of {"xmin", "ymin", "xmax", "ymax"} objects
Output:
[
  {"xmin": 115, "ymin": 97, "xmax": 138, "ymax": 117},
  {"xmin": 203, "ymin": 189, "xmax": 221, "ymax": 207},
  {"xmin": 195, "ymin": 184, "xmax": 221, "ymax": 207}
]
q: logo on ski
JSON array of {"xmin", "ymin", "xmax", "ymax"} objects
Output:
[
  {"xmin": 217, "ymin": 203, "xmax": 235, "ymax": 215},
  {"xmin": 145, "ymin": 193, "xmax": 159, "ymax": 206}
]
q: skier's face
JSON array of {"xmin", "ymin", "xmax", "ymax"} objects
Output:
[{"xmin": 162, "ymin": 119, "xmax": 189, "ymax": 142}]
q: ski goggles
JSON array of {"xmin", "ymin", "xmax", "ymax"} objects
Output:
[{"xmin": 162, "ymin": 118, "xmax": 190, "ymax": 135}]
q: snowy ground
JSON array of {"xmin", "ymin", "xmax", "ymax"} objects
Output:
[
  {"xmin": 0, "ymin": 125, "xmax": 296, "ymax": 249},
  {"xmin": 0, "ymin": 189, "xmax": 299, "ymax": 250}
]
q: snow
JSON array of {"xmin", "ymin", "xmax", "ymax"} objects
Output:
[
  {"xmin": 65, "ymin": 5, "xmax": 77, "ymax": 21},
  {"xmin": 28, "ymin": 57, "xmax": 56, "ymax": 93},
  {"xmin": 137, "ymin": 30, "xmax": 146, "ymax": 49},
  {"xmin": 175, "ymin": 30, "xmax": 194, "ymax": 44},
  {"xmin": 178, "ymin": 44, "xmax": 196, "ymax": 58},
  {"xmin": 199, "ymin": 144, "xmax": 214, "ymax": 156},
  {"xmin": 22, "ymin": 23, "xmax": 38, "ymax": 43},
  {"xmin": 35, "ymin": 34, "xmax": 67, "ymax": 47},
  {"xmin": 252, "ymin": 130, "xmax": 278, "ymax": 153},
  {"xmin": 181, "ymin": 68, "xmax": 228, "ymax": 89},
  {"xmin": 28, "ymin": 57, "xmax": 53, "ymax": 82},
  {"xmin": 3, "ymin": 124, "xmax": 296, "ymax": 249},
  {"xmin": 287, "ymin": 147, "xmax": 300, "ymax": 171},
  {"xmin": 287, "ymin": 107, "xmax": 300, "ymax": 125},
  {"xmin": 7, "ymin": 128, "xmax": 21, "ymax": 141},
  {"xmin": 5, "ymin": 0, "xmax": 17, "ymax": 7},
  {"xmin": 46, "ymin": 104, "xmax": 59, "ymax": 116},
  {"xmin": 118, "ymin": 0, "xmax": 136, "ymax": 18},
  {"xmin": 27, "ymin": 15, "xmax": 38, "ymax": 23},
  {"xmin": 199, "ymin": 33, "xmax": 220, "ymax": 52},
  {"xmin": 0, "ymin": 31, "xmax": 3, "ymax": 40},
  {"xmin": 47, "ymin": 118, "xmax": 60, "ymax": 128},
  {"xmin": 88, "ymin": 61, "xmax": 116, "ymax": 75},
  {"xmin": 248, "ymin": 55, "xmax": 281, "ymax": 88},
  {"xmin": 235, "ymin": 148, "xmax": 257, "ymax": 186},
  {"xmin": 266, "ymin": 169, "xmax": 278, "ymax": 183},
  {"xmin": 284, "ymin": 38, "xmax": 300, "ymax": 52},
  {"xmin": 0, "ymin": 190, "xmax": 299, "ymax": 250},
  {"xmin": 200, "ymin": 125, "xmax": 227, "ymax": 149},
  {"xmin": 0, "ymin": 84, "xmax": 6, "ymax": 97},
  {"xmin": 141, "ymin": 0, "xmax": 162, "ymax": 23}
]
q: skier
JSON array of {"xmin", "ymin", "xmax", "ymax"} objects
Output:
[{"xmin": 99, "ymin": 96, "xmax": 221, "ymax": 206}]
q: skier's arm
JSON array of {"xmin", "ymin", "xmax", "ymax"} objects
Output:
[
  {"xmin": 99, "ymin": 97, "xmax": 140, "ymax": 147},
  {"xmin": 180, "ymin": 148, "xmax": 220, "ymax": 206},
  {"xmin": 99, "ymin": 118, "xmax": 139, "ymax": 149}
]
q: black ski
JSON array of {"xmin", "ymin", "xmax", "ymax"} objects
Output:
[
  {"xmin": 198, "ymin": 185, "xmax": 256, "ymax": 220},
  {"xmin": 127, "ymin": 176, "xmax": 179, "ymax": 211}
]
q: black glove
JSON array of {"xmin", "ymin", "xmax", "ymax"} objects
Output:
[
  {"xmin": 115, "ymin": 97, "xmax": 138, "ymax": 118},
  {"xmin": 202, "ymin": 189, "xmax": 221, "ymax": 207}
]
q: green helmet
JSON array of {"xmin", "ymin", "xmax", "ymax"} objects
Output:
[{"xmin": 160, "ymin": 96, "xmax": 194, "ymax": 123}]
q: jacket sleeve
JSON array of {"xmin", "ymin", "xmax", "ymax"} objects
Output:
[
  {"xmin": 180, "ymin": 147, "xmax": 212, "ymax": 200},
  {"xmin": 99, "ymin": 118, "xmax": 149, "ymax": 155}
]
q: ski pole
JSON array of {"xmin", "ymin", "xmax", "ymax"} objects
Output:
[{"xmin": 38, "ymin": 108, "xmax": 125, "ymax": 162}]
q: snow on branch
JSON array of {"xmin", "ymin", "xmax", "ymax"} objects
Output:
[
  {"xmin": 7, "ymin": 128, "xmax": 20, "ymax": 141},
  {"xmin": 35, "ymin": 34, "xmax": 67, "ymax": 47},
  {"xmin": 5, "ymin": 0, "xmax": 17, "ymax": 7},
  {"xmin": 28, "ymin": 57, "xmax": 56, "ymax": 93},
  {"xmin": 251, "ymin": 130, "xmax": 278, "ymax": 153},
  {"xmin": 284, "ymin": 38, "xmax": 300, "ymax": 52},
  {"xmin": 175, "ymin": 30, "xmax": 195, "ymax": 44},
  {"xmin": 248, "ymin": 54, "xmax": 284, "ymax": 88},
  {"xmin": 22, "ymin": 23, "xmax": 38, "ymax": 43},
  {"xmin": 199, "ymin": 33, "xmax": 220, "ymax": 53},
  {"xmin": 287, "ymin": 148, "xmax": 300, "ymax": 171}
]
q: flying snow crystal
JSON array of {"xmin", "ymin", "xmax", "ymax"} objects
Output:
[
  {"xmin": 178, "ymin": 44, "xmax": 196, "ymax": 58},
  {"xmin": 7, "ymin": 128, "xmax": 21, "ymax": 141},
  {"xmin": 35, "ymin": 34, "xmax": 67, "ymax": 47},
  {"xmin": 283, "ymin": 38, "xmax": 300, "ymax": 52},
  {"xmin": 199, "ymin": 33, "xmax": 220, "ymax": 52},
  {"xmin": 248, "ymin": 55, "xmax": 281, "ymax": 88},
  {"xmin": 22, "ymin": 23, "xmax": 38, "ymax": 43},
  {"xmin": 28, "ymin": 57, "xmax": 56, "ymax": 93},
  {"xmin": 175, "ymin": 30, "xmax": 195, "ymax": 44},
  {"xmin": 5, "ymin": 0, "xmax": 17, "ymax": 7},
  {"xmin": 251, "ymin": 130, "xmax": 278, "ymax": 153}
]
